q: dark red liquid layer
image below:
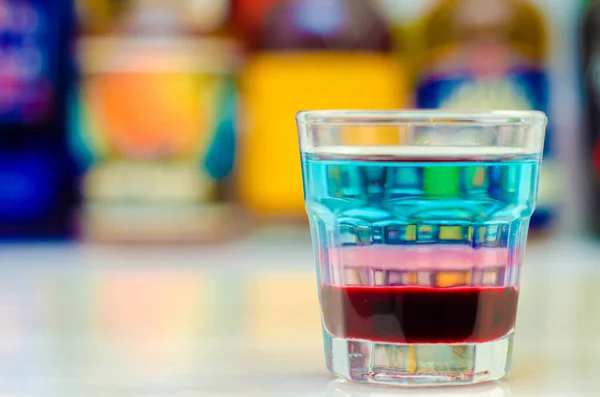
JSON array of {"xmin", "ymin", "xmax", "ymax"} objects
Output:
[{"xmin": 321, "ymin": 285, "xmax": 519, "ymax": 344}]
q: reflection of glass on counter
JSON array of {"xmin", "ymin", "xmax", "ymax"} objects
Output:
[
  {"xmin": 327, "ymin": 379, "xmax": 512, "ymax": 396},
  {"xmin": 71, "ymin": 36, "xmax": 241, "ymax": 242}
]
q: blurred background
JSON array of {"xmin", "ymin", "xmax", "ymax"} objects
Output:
[
  {"xmin": 1, "ymin": 0, "xmax": 600, "ymax": 395},
  {"xmin": 0, "ymin": 0, "xmax": 592, "ymax": 242}
]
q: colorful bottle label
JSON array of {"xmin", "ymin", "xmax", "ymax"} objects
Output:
[{"xmin": 71, "ymin": 39, "xmax": 237, "ymax": 241}]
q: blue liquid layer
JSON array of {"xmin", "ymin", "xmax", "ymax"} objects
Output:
[{"xmin": 302, "ymin": 149, "xmax": 539, "ymax": 249}]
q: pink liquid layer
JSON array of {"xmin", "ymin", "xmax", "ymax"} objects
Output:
[
  {"xmin": 321, "ymin": 285, "xmax": 519, "ymax": 344},
  {"xmin": 323, "ymin": 246, "xmax": 512, "ymax": 271}
]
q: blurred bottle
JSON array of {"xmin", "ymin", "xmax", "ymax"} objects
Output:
[
  {"xmin": 72, "ymin": 0, "xmax": 240, "ymax": 243},
  {"xmin": 78, "ymin": 0, "xmax": 232, "ymax": 36},
  {"xmin": 230, "ymin": 0, "xmax": 280, "ymax": 47},
  {"xmin": 0, "ymin": 0, "xmax": 77, "ymax": 239},
  {"xmin": 583, "ymin": 0, "xmax": 600, "ymax": 235},
  {"xmin": 238, "ymin": 0, "xmax": 406, "ymax": 218},
  {"xmin": 416, "ymin": 0, "xmax": 558, "ymax": 233},
  {"xmin": 373, "ymin": 0, "xmax": 440, "ymax": 87},
  {"xmin": 76, "ymin": 0, "xmax": 128, "ymax": 35}
]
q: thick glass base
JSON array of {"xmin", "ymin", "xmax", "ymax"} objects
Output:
[{"xmin": 324, "ymin": 331, "xmax": 514, "ymax": 387}]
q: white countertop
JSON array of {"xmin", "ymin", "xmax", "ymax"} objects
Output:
[{"xmin": 0, "ymin": 228, "xmax": 599, "ymax": 396}]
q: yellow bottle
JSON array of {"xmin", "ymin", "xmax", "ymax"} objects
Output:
[{"xmin": 238, "ymin": 0, "xmax": 407, "ymax": 218}]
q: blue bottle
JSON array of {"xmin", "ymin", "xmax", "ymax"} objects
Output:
[
  {"xmin": 0, "ymin": 0, "xmax": 78, "ymax": 239},
  {"xmin": 416, "ymin": 0, "xmax": 558, "ymax": 233}
]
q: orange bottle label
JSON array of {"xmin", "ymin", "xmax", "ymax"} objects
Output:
[{"xmin": 84, "ymin": 72, "xmax": 219, "ymax": 159}]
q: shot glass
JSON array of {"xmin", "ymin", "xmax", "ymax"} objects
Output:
[{"xmin": 297, "ymin": 110, "xmax": 547, "ymax": 387}]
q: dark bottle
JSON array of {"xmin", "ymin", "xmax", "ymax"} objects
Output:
[
  {"xmin": 583, "ymin": 0, "xmax": 600, "ymax": 234},
  {"xmin": 0, "ymin": 0, "xmax": 78, "ymax": 239},
  {"xmin": 230, "ymin": 0, "xmax": 281, "ymax": 45}
]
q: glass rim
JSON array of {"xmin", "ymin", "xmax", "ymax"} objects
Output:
[{"xmin": 296, "ymin": 109, "xmax": 548, "ymax": 126}]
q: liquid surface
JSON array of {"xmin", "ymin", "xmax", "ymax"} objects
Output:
[
  {"xmin": 321, "ymin": 284, "xmax": 519, "ymax": 344},
  {"xmin": 307, "ymin": 145, "xmax": 532, "ymax": 158}
]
